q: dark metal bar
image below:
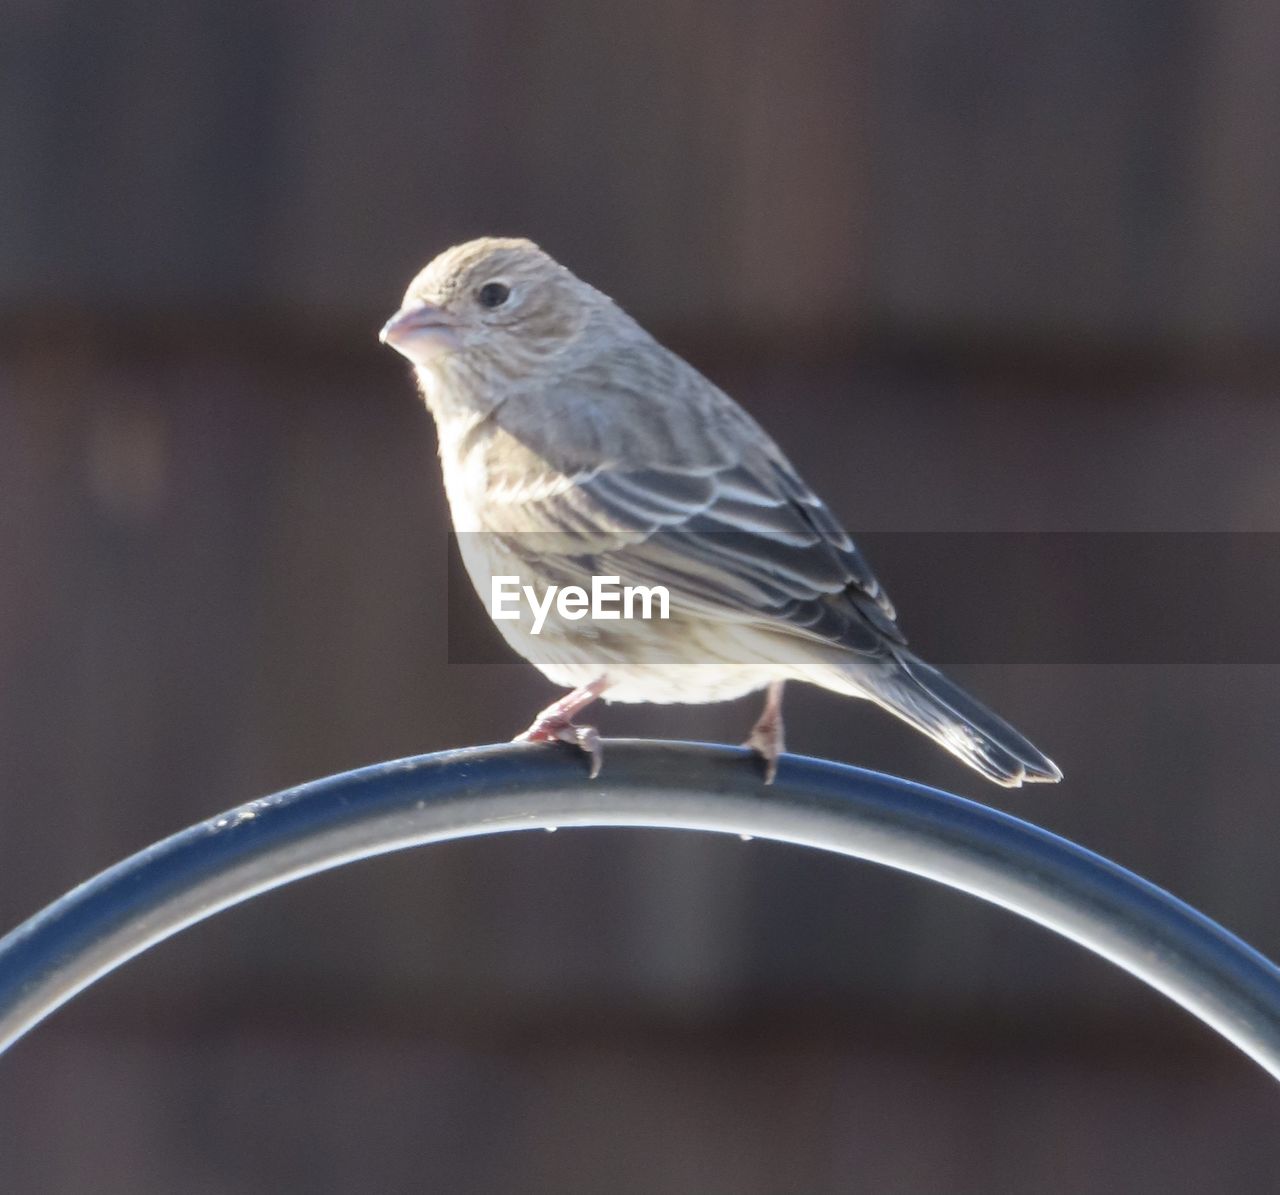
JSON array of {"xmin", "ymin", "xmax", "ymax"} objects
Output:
[{"xmin": 1, "ymin": 741, "xmax": 1278, "ymax": 1077}]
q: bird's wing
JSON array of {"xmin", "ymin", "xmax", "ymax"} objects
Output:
[
  {"xmin": 568, "ymin": 455, "xmax": 906, "ymax": 652},
  {"xmin": 485, "ymin": 344, "xmax": 906, "ymax": 653}
]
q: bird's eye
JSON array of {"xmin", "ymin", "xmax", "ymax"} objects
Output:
[{"xmin": 476, "ymin": 281, "xmax": 511, "ymax": 309}]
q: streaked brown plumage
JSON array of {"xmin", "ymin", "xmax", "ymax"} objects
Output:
[{"xmin": 381, "ymin": 237, "xmax": 1061, "ymax": 787}]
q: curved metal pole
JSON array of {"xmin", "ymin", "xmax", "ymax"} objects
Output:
[{"xmin": 1, "ymin": 741, "xmax": 1278, "ymax": 1078}]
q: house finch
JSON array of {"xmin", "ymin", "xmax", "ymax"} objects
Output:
[{"xmin": 380, "ymin": 237, "xmax": 1061, "ymax": 787}]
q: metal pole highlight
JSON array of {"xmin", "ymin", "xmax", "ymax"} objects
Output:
[{"xmin": 1, "ymin": 741, "xmax": 1278, "ymax": 1077}]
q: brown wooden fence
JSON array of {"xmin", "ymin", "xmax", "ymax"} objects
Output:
[{"xmin": 2, "ymin": 4, "xmax": 1278, "ymax": 1191}]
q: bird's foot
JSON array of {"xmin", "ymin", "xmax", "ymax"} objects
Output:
[
  {"xmin": 514, "ymin": 677, "xmax": 608, "ymax": 778},
  {"xmin": 743, "ymin": 721, "xmax": 783, "ymax": 784},
  {"xmin": 743, "ymin": 680, "xmax": 786, "ymax": 784},
  {"xmin": 515, "ymin": 719, "xmax": 603, "ymax": 779}
]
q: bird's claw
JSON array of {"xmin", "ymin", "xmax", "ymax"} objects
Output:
[
  {"xmin": 515, "ymin": 721, "xmax": 603, "ymax": 779},
  {"xmin": 742, "ymin": 734, "xmax": 780, "ymax": 784},
  {"xmin": 743, "ymin": 717, "xmax": 784, "ymax": 784}
]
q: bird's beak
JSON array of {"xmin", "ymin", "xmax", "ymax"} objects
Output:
[{"xmin": 379, "ymin": 300, "xmax": 462, "ymax": 360}]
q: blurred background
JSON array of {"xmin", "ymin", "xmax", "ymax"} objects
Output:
[{"xmin": 3, "ymin": 3, "xmax": 1279, "ymax": 1191}]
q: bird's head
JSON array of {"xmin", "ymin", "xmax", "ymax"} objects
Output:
[{"xmin": 380, "ymin": 238, "xmax": 601, "ymax": 387}]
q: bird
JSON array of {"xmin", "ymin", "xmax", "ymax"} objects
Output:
[{"xmin": 380, "ymin": 237, "xmax": 1061, "ymax": 788}]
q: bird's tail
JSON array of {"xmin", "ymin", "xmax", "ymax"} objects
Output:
[{"xmin": 850, "ymin": 649, "xmax": 1062, "ymax": 787}]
